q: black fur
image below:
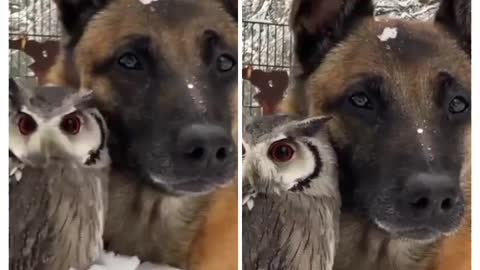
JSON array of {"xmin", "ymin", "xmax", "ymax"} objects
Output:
[
  {"xmin": 54, "ymin": 0, "xmax": 111, "ymax": 47},
  {"xmin": 290, "ymin": 0, "xmax": 374, "ymax": 77},
  {"xmin": 435, "ymin": 0, "xmax": 471, "ymax": 55},
  {"xmin": 93, "ymin": 33, "xmax": 237, "ymax": 193},
  {"xmin": 216, "ymin": 0, "xmax": 238, "ymax": 21},
  {"xmin": 330, "ymin": 72, "xmax": 469, "ymax": 238}
]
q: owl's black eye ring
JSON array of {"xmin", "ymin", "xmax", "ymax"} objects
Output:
[
  {"xmin": 118, "ymin": 52, "xmax": 143, "ymax": 70},
  {"xmin": 349, "ymin": 92, "xmax": 373, "ymax": 109},
  {"xmin": 268, "ymin": 140, "xmax": 295, "ymax": 162},
  {"xmin": 18, "ymin": 113, "xmax": 37, "ymax": 136},
  {"xmin": 60, "ymin": 113, "xmax": 82, "ymax": 135}
]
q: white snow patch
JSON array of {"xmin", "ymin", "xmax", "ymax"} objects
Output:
[
  {"xmin": 138, "ymin": 0, "xmax": 158, "ymax": 5},
  {"xmin": 88, "ymin": 251, "xmax": 182, "ymax": 270},
  {"xmin": 246, "ymin": 199, "xmax": 255, "ymax": 210},
  {"xmin": 138, "ymin": 262, "xmax": 182, "ymax": 270},
  {"xmin": 187, "ymin": 84, "xmax": 194, "ymax": 89},
  {"xmin": 417, "ymin": 128, "xmax": 424, "ymax": 134},
  {"xmin": 377, "ymin": 27, "xmax": 398, "ymax": 42}
]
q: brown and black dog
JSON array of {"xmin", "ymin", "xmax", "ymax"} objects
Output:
[
  {"xmin": 47, "ymin": 0, "xmax": 238, "ymax": 269},
  {"xmin": 284, "ymin": 0, "xmax": 470, "ymax": 270}
]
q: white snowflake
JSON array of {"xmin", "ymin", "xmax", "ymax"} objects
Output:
[
  {"xmin": 138, "ymin": 0, "xmax": 158, "ymax": 5},
  {"xmin": 377, "ymin": 27, "xmax": 398, "ymax": 42}
]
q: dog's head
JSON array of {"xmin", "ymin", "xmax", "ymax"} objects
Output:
[
  {"xmin": 53, "ymin": 0, "xmax": 238, "ymax": 194},
  {"xmin": 289, "ymin": 0, "xmax": 470, "ymax": 241}
]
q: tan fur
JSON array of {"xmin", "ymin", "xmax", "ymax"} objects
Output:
[
  {"xmin": 46, "ymin": 0, "xmax": 238, "ymax": 268},
  {"xmin": 188, "ymin": 180, "xmax": 238, "ymax": 270}
]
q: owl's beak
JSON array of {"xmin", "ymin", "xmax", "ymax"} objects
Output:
[{"xmin": 36, "ymin": 132, "xmax": 69, "ymax": 164}]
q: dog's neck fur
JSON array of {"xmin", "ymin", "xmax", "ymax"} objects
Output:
[
  {"xmin": 334, "ymin": 212, "xmax": 438, "ymax": 270},
  {"xmin": 103, "ymin": 169, "xmax": 211, "ymax": 268}
]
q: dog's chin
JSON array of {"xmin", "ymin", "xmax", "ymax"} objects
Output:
[
  {"xmin": 147, "ymin": 173, "xmax": 233, "ymax": 195},
  {"xmin": 373, "ymin": 219, "xmax": 453, "ymax": 243}
]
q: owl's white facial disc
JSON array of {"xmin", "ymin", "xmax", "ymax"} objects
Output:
[
  {"xmin": 9, "ymin": 106, "xmax": 109, "ymax": 168},
  {"xmin": 243, "ymin": 115, "xmax": 338, "ymax": 197}
]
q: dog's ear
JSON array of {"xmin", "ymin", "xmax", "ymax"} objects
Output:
[
  {"xmin": 215, "ymin": 0, "xmax": 237, "ymax": 21},
  {"xmin": 53, "ymin": 0, "xmax": 111, "ymax": 47},
  {"xmin": 290, "ymin": 0, "xmax": 374, "ymax": 77},
  {"xmin": 435, "ymin": 0, "xmax": 471, "ymax": 55}
]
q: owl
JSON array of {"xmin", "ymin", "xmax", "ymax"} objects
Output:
[
  {"xmin": 9, "ymin": 79, "xmax": 110, "ymax": 270},
  {"xmin": 242, "ymin": 114, "xmax": 340, "ymax": 270}
]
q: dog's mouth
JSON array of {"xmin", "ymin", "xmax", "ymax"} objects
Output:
[
  {"xmin": 148, "ymin": 172, "xmax": 234, "ymax": 195},
  {"xmin": 373, "ymin": 219, "xmax": 454, "ymax": 242},
  {"xmin": 371, "ymin": 202, "xmax": 465, "ymax": 242}
]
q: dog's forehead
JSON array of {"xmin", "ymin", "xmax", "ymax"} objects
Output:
[
  {"xmin": 307, "ymin": 18, "xmax": 470, "ymax": 114},
  {"xmin": 93, "ymin": 0, "xmax": 235, "ymax": 39},
  {"xmin": 118, "ymin": 0, "xmax": 205, "ymax": 25}
]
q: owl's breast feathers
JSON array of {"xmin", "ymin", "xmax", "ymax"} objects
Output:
[
  {"xmin": 10, "ymin": 163, "xmax": 108, "ymax": 270},
  {"xmin": 243, "ymin": 192, "xmax": 340, "ymax": 270}
]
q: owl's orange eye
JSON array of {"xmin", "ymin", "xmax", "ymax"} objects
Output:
[
  {"xmin": 18, "ymin": 113, "xmax": 37, "ymax": 136},
  {"xmin": 268, "ymin": 140, "xmax": 295, "ymax": 162},
  {"xmin": 60, "ymin": 114, "xmax": 81, "ymax": 135}
]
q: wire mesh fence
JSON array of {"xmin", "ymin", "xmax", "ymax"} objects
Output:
[
  {"xmin": 9, "ymin": 0, "xmax": 61, "ymax": 80},
  {"xmin": 242, "ymin": 20, "xmax": 293, "ymax": 117}
]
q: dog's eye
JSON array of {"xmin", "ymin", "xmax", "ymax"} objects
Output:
[
  {"xmin": 216, "ymin": 54, "xmax": 236, "ymax": 72},
  {"xmin": 268, "ymin": 140, "xmax": 295, "ymax": 163},
  {"xmin": 118, "ymin": 52, "xmax": 143, "ymax": 70},
  {"xmin": 448, "ymin": 96, "xmax": 469, "ymax": 114},
  {"xmin": 349, "ymin": 92, "xmax": 373, "ymax": 109}
]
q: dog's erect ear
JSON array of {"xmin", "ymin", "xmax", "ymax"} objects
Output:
[
  {"xmin": 290, "ymin": 0, "xmax": 373, "ymax": 77},
  {"xmin": 53, "ymin": 0, "xmax": 111, "ymax": 47},
  {"xmin": 213, "ymin": 0, "xmax": 237, "ymax": 21},
  {"xmin": 435, "ymin": 0, "xmax": 471, "ymax": 55}
]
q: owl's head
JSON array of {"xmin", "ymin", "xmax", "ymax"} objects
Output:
[
  {"xmin": 9, "ymin": 79, "xmax": 109, "ymax": 168},
  {"xmin": 243, "ymin": 114, "xmax": 337, "ymax": 197}
]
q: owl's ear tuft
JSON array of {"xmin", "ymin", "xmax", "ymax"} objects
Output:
[
  {"xmin": 9, "ymin": 78, "xmax": 28, "ymax": 110},
  {"xmin": 288, "ymin": 116, "xmax": 332, "ymax": 137}
]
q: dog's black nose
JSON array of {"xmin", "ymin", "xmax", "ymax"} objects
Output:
[
  {"xmin": 178, "ymin": 124, "xmax": 235, "ymax": 169},
  {"xmin": 403, "ymin": 173, "xmax": 461, "ymax": 218}
]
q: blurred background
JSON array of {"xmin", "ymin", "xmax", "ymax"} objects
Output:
[{"xmin": 242, "ymin": 0, "xmax": 440, "ymax": 117}]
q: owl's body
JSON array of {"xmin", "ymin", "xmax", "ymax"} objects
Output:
[
  {"xmin": 9, "ymin": 162, "xmax": 107, "ymax": 270},
  {"xmin": 242, "ymin": 115, "xmax": 340, "ymax": 270},
  {"xmin": 9, "ymin": 80, "xmax": 110, "ymax": 270}
]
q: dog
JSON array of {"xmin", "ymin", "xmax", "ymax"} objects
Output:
[
  {"xmin": 47, "ymin": 0, "xmax": 238, "ymax": 268},
  {"xmin": 283, "ymin": 0, "xmax": 470, "ymax": 269}
]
